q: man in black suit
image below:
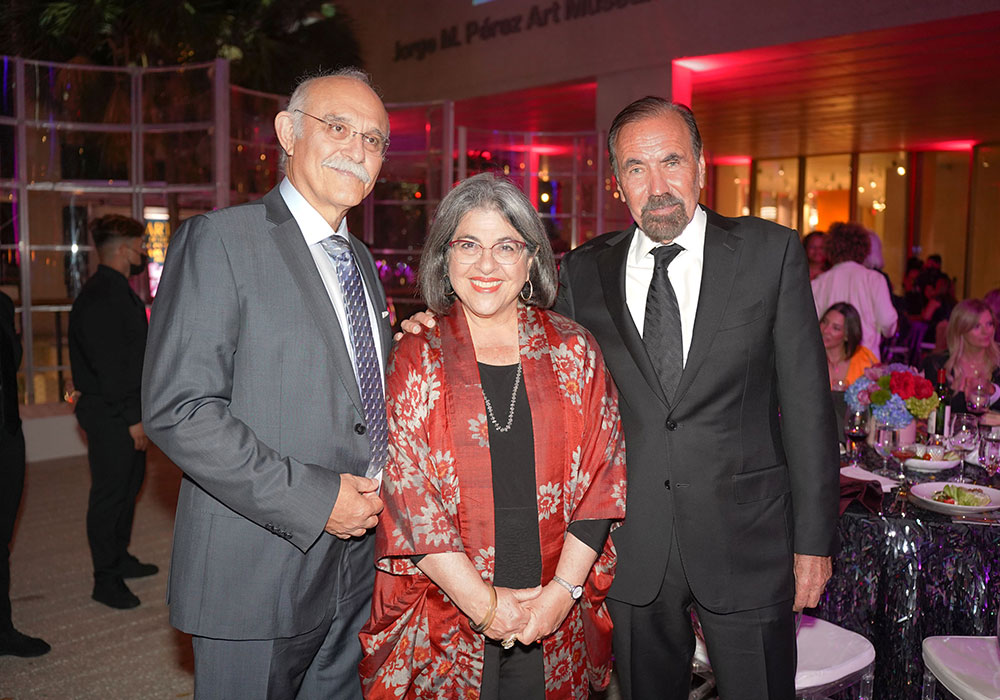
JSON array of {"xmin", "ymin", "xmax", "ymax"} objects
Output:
[
  {"xmin": 555, "ymin": 98, "xmax": 839, "ymax": 699},
  {"xmin": 69, "ymin": 215, "xmax": 157, "ymax": 610},
  {"xmin": 0, "ymin": 290, "xmax": 50, "ymax": 657}
]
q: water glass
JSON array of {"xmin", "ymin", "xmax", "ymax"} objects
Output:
[
  {"xmin": 950, "ymin": 413, "xmax": 980, "ymax": 483},
  {"xmin": 979, "ymin": 430, "xmax": 1000, "ymax": 475},
  {"xmin": 843, "ymin": 407, "xmax": 870, "ymax": 467},
  {"xmin": 873, "ymin": 421, "xmax": 903, "ymax": 480}
]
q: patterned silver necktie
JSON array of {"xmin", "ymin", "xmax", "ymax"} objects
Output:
[{"xmin": 320, "ymin": 235, "xmax": 387, "ymax": 479}]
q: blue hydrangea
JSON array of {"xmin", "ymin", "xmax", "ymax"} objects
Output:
[
  {"xmin": 872, "ymin": 393, "xmax": 913, "ymax": 429},
  {"xmin": 845, "ymin": 376, "xmax": 875, "ymax": 411}
]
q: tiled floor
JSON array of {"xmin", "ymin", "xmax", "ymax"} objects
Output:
[{"xmin": 1, "ymin": 449, "xmax": 193, "ymax": 699}]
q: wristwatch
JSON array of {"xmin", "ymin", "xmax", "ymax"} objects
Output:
[{"xmin": 551, "ymin": 575, "xmax": 583, "ymax": 600}]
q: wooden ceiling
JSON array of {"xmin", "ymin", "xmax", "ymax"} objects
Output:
[{"xmin": 447, "ymin": 11, "xmax": 1000, "ymax": 159}]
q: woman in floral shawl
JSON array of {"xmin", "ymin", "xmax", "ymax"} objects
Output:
[{"xmin": 359, "ymin": 173, "xmax": 626, "ymax": 699}]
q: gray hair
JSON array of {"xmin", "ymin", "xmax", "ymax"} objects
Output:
[
  {"xmin": 279, "ymin": 67, "xmax": 382, "ymax": 171},
  {"xmin": 607, "ymin": 97, "xmax": 702, "ymax": 178},
  {"xmin": 418, "ymin": 172, "xmax": 558, "ymax": 315}
]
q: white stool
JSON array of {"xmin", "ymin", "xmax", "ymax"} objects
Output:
[
  {"xmin": 921, "ymin": 636, "xmax": 1000, "ymax": 700},
  {"xmin": 691, "ymin": 614, "xmax": 875, "ymax": 699}
]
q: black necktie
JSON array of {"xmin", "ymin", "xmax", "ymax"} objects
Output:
[{"xmin": 643, "ymin": 244, "xmax": 685, "ymax": 401}]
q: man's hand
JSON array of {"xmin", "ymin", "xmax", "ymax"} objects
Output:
[
  {"xmin": 325, "ymin": 474, "xmax": 384, "ymax": 539},
  {"xmin": 128, "ymin": 422, "xmax": 149, "ymax": 451},
  {"xmin": 793, "ymin": 553, "xmax": 832, "ymax": 612},
  {"xmin": 393, "ymin": 310, "xmax": 436, "ymax": 342}
]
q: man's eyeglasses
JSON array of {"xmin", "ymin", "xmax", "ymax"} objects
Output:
[
  {"xmin": 448, "ymin": 239, "xmax": 529, "ymax": 266},
  {"xmin": 294, "ymin": 109, "xmax": 389, "ymax": 157}
]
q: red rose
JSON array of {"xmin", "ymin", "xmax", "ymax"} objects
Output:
[
  {"xmin": 913, "ymin": 376, "xmax": 934, "ymax": 399},
  {"xmin": 890, "ymin": 371, "xmax": 917, "ymax": 400}
]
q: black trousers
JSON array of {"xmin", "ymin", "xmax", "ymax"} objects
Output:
[
  {"xmin": 0, "ymin": 428, "xmax": 26, "ymax": 632},
  {"xmin": 608, "ymin": 531, "xmax": 797, "ymax": 700},
  {"xmin": 76, "ymin": 401, "xmax": 146, "ymax": 582}
]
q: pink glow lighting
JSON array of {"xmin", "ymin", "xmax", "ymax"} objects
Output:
[
  {"xmin": 712, "ymin": 155, "xmax": 752, "ymax": 166},
  {"xmin": 912, "ymin": 140, "xmax": 976, "ymax": 152}
]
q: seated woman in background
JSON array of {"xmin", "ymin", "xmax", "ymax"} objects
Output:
[
  {"xmin": 821, "ymin": 302, "xmax": 877, "ymax": 390},
  {"xmin": 922, "ymin": 298, "xmax": 1000, "ymax": 412},
  {"xmin": 359, "ymin": 173, "xmax": 626, "ymax": 699}
]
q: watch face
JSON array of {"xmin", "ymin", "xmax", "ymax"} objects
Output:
[{"xmin": 571, "ymin": 585, "xmax": 583, "ymax": 599}]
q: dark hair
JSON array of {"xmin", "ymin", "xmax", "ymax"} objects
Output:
[
  {"xmin": 607, "ymin": 96, "xmax": 702, "ymax": 178},
  {"xmin": 418, "ymin": 172, "xmax": 557, "ymax": 315},
  {"xmin": 825, "ymin": 222, "xmax": 871, "ymax": 265},
  {"xmin": 823, "ymin": 302, "xmax": 863, "ymax": 359},
  {"xmin": 90, "ymin": 214, "xmax": 144, "ymax": 251},
  {"xmin": 906, "ymin": 256, "xmax": 924, "ymax": 273},
  {"xmin": 916, "ymin": 269, "xmax": 945, "ymax": 297},
  {"xmin": 927, "ymin": 254, "xmax": 943, "ymax": 266}
]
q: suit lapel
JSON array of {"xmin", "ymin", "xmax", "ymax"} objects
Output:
[
  {"xmin": 598, "ymin": 226, "xmax": 669, "ymax": 408},
  {"xmin": 671, "ymin": 213, "xmax": 743, "ymax": 410},
  {"xmin": 265, "ymin": 190, "xmax": 365, "ymax": 414}
]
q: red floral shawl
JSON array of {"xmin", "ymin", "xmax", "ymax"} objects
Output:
[{"xmin": 359, "ymin": 303, "xmax": 626, "ymax": 699}]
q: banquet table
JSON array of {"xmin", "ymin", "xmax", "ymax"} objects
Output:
[{"xmin": 816, "ymin": 451, "xmax": 1000, "ymax": 700}]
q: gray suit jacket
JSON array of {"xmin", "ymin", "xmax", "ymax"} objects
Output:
[
  {"xmin": 556, "ymin": 207, "xmax": 840, "ymax": 611},
  {"xmin": 143, "ymin": 186, "xmax": 392, "ymax": 639}
]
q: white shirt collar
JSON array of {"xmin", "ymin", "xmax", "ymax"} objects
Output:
[
  {"xmin": 279, "ymin": 177, "xmax": 349, "ymax": 245},
  {"xmin": 630, "ymin": 204, "xmax": 707, "ymax": 265}
]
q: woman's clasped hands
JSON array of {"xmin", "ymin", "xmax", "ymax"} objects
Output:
[{"xmin": 481, "ymin": 582, "xmax": 577, "ymax": 648}]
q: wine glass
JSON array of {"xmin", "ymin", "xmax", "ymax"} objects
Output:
[
  {"xmin": 873, "ymin": 420, "xmax": 903, "ymax": 480},
  {"xmin": 979, "ymin": 429, "xmax": 1000, "ymax": 476},
  {"xmin": 949, "ymin": 413, "xmax": 980, "ymax": 483},
  {"xmin": 967, "ymin": 382, "xmax": 991, "ymax": 416},
  {"xmin": 843, "ymin": 406, "xmax": 870, "ymax": 468}
]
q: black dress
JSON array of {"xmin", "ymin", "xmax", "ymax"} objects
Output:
[{"xmin": 476, "ymin": 362, "xmax": 610, "ymax": 699}]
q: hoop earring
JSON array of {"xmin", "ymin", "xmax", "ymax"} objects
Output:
[{"xmin": 519, "ymin": 279, "xmax": 534, "ymax": 302}]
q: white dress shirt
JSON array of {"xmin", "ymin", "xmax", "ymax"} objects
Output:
[
  {"xmin": 625, "ymin": 206, "xmax": 707, "ymax": 366},
  {"xmin": 279, "ymin": 178, "xmax": 386, "ymax": 388}
]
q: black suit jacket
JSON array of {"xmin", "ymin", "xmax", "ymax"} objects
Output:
[{"xmin": 555, "ymin": 207, "xmax": 839, "ymax": 612}]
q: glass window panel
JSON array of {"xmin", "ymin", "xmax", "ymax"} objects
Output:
[
  {"xmin": 28, "ymin": 249, "xmax": 96, "ymax": 304},
  {"xmin": 231, "ymin": 142, "xmax": 281, "ymax": 198},
  {"xmin": 0, "ymin": 58, "xmax": 15, "ymax": 117},
  {"xmin": 26, "ymin": 190, "xmax": 132, "ymax": 247},
  {"xmin": 142, "ymin": 66, "xmax": 214, "ymax": 124},
  {"xmin": 25, "ymin": 127, "xmax": 130, "ymax": 182},
  {"xmin": 371, "ymin": 203, "xmax": 429, "ymax": 249},
  {"xmin": 26, "ymin": 308, "xmax": 73, "ymax": 403},
  {"xmin": 917, "ymin": 151, "xmax": 971, "ymax": 296},
  {"xmin": 969, "ymin": 145, "xmax": 999, "ymax": 298},
  {"xmin": 373, "ymin": 251, "xmax": 421, "ymax": 330},
  {"xmin": 230, "ymin": 88, "xmax": 283, "ymax": 144},
  {"xmin": 754, "ymin": 159, "xmax": 799, "ymax": 230},
  {"xmin": 144, "ymin": 130, "xmax": 213, "ymax": 184},
  {"xmin": 27, "ymin": 368, "xmax": 69, "ymax": 406},
  {"xmin": 24, "ymin": 63, "xmax": 131, "ymax": 124},
  {"xmin": 803, "ymin": 154, "xmax": 851, "ymax": 233},
  {"xmin": 857, "ymin": 152, "xmax": 908, "ymax": 288},
  {"xmin": 0, "ymin": 124, "xmax": 13, "ymax": 179},
  {"xmin": 376, "ymin": 153, "xmax": 442, "ymax": 206},
  {"xmin": 713, "ymin": 163, "xmax": 750, "ymax": 218}
]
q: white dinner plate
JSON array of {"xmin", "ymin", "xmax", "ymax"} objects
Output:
[
  {"xmin": 908, "ymin": 481, "xmax": 1000, "ymax": 515},
  {"xmin": 904, "ymin": 456, "xmax": 962, "ymax": 472}
]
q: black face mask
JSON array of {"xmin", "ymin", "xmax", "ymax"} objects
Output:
[{"xmin": 129, "ymin": 254, "xmax": 149, "ymax": 277}]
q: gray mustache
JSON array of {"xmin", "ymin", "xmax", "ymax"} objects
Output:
[
  {"xmin": 321, "ymin": 156, "xmax": 372, "ymax": 184},
  {"xmin": 642, "ymin": 194, "xmax": 684, "ymax": 214}
]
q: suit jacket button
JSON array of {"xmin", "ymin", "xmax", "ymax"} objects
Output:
[
  {"xmin": 665, "ymin": 419, "xmax": 677, "ymax": 431},
  {"xmin": 354, "ymin": 423, "xmax": 366, "ymax": 435},
  {"xmin": 664, "ymin": 480, "xmax": 671, "ymax": 490}
]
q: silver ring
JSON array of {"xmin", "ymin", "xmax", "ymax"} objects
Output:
[{"xmin": 502, "ymin": 637, "xmax": 516, "ymax": 650}]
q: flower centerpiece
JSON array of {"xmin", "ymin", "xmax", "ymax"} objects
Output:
[{"xmin": 845, "ymin": 363, "xmax": 940, "ymax": 429}]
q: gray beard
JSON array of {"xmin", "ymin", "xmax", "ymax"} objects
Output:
[{"xmin": 641, "ymin": 208, "xmax": 687, "ymax": 243}]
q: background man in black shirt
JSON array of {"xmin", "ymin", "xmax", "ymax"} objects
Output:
[
  {"xmin": 69, "ymin": 214, "xmax": 156, "ymax": 609},
  {"xmin": 0, "ymin": 290, "xmax": 50, "ymax": 656}
]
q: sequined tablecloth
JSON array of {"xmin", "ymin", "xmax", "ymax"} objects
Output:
[{"xmin": 817, "ymin": 453, "xmax": 1000, "ymax": 700}]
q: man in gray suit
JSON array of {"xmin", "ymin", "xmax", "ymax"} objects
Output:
[{"xmin": 143, "ymin": 68, "xmax": 391, "ymax": 698}]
